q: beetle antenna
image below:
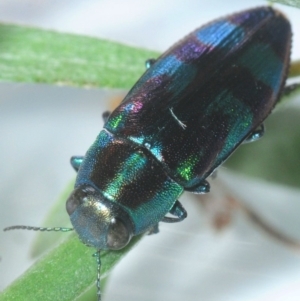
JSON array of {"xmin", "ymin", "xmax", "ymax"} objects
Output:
[
  {"xmin": 93, "ymin": 251, "xmax": 102, "ymax": 301},
  {"xmin": 3, "ymin": 225, "xmax": 73, "ymax": 232}
]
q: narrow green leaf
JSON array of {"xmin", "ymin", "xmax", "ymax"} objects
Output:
[
  {"xmin": 0, "ymin": 234, "xmax": 143, "ymax": 301},
  {"xmin": 0, "ymin": 24, "xmax": 158, "ymax": 88},
  {"xmin": 0, "ymin": 24, "xmax": 299, "ymax": 88},
  {"xmin": 269, "ymin": 0, "xmax": 300, "ymax": 9}
]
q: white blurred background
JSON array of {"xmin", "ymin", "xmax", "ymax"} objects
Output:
[{"xmin": 1, "ymin": 1, "xmax": 300, "ymax": 300}]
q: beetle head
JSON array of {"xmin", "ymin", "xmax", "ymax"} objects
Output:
[{"xmin": 66, "ymin": 185, "xmax": 133, "ymax": 250}]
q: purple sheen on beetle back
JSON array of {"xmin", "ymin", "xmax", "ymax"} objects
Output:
[{"xmin": 105, "ymin": 6, "xmax": 291, "ymax": 188}]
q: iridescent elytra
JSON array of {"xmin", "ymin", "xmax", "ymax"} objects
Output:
[{"xmin": 4, "ymin": 6, "xmax": 296, "ymax": 301}]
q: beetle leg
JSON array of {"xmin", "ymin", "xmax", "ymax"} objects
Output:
[
  {"xmin": 244, "ymin": 123, "xmax": 265, "ymax": 143},
  {"xmin": 185, "ymin": 180, "xmax": 210, "ymax": 194},
  {"xmin": 161, "ymin": 200, "xmax": 187, "ymax": 223},
  {"xmin": 148, "ymin": 223, "xmax": 159, "ymax": 235},
  {"xmin": 145, "ymin": 58, "xmax": 156, "ymax": 69},
  {"xmin": 70, "ymin": 156, "xmax": 84, "ymax": 172},
  {"xmin": 102, "ymin": 111, "xmax": 111, "ymax": 123}
]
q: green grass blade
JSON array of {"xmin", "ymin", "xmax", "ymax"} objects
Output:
[
  {"xmin": 0, "ymin": 234, "xmax": 143, "ymax": 301},
  {"xmin": 0, "ymin": 23, "xmax": 298, "ymax": 88},
  {"xmin": 0, "ymin": 24, "xmax": 158, "ymax": 88},
  {"xmin": 269, "ymin": 0, "xmax": 300, "ymax": 8}
]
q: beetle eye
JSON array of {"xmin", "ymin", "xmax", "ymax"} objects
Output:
[
  {"xmin": 66, "ymin": 186, "xmax": 96, "ymax": 216},
  {"xmin": 66, "ymin": 192, "xmax": 80, "ymax": 216},
  {"xmin": 107, "ymin": 219, "xmax": 131, "ymax": 250}
]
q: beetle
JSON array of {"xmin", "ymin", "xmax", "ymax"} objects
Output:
[{"xmin": 4, "ymin": 6, "xmax": 297, "ymax": 301}]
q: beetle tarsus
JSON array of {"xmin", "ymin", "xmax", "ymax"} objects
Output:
[
  {"xmin": 244, "ymin": 124, "xmax": 265, "ymax": 143},
  {"xmin": 185, "ymin": 180, "xmax": 210, "ymax": 194},
  {"xmin": 102, "ymin": 111, "xmax": 111, "ymax": 123},
  {"xmin": 148, "ymin": 223, "xmax": 159, "ymax": 235},
  {"xmin": 145, "ymin": 58, "xmax": 156, "ymax": 69},
  {"xmin": 70, "ymin": 156, "xmax": 84, "ymax": 172},
  {"xmin": 161, "ymin": 200, "xmax": 187, "ymax": 223}
]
